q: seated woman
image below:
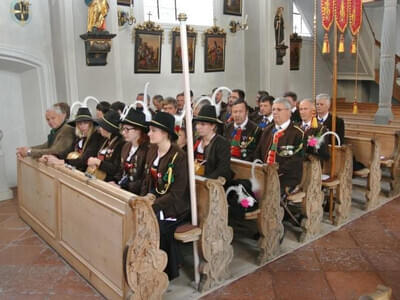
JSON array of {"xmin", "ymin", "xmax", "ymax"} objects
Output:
[
  {"xmin": 42, "ymin": 106, "xmax": 105, "ymax": 171},
  {"xmin": 193, "ymin": 105, "xmax": 232, "ymax": 181},
  {"xmin": 86, "ymin": 110, "xmax": 124, "ymax": 181},
  {"xmin": 113, "ymin": 108, "xmax": 149, "ymax": 194},
  {"xmin": 140, "ymin": 112, "xmax": 189, "ymax": 280}
]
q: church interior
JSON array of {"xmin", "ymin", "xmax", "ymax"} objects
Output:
[{"xmin": 0, "ymin": 0, "xmax": 399, "ymax": 299}]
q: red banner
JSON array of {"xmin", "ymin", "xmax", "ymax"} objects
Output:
[
  {"xmin": 349, "ymin": 0, "xmax": 362, "ymax": 35},
  {"xmin": 335, "ymin": 0, "xmax": 349, "ymax": 33},
  {"xmin": 321, "ymin": 0, "xmax": 334, "ymax": 31}
]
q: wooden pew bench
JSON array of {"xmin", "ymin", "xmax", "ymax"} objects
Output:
[
  {"xmin": 17, "ymin": 157, "xmax": 168, "ymax": 300},
  {"xmin": 230, "ymin": 159, "xmax": 283, "ymax": 264},
  {"xmin": 174, "ymin": 176, "xmax": 233, "ymax": 292},
  {"xmin": 345, "ymin": 124, "xmax": 400, "ymax": 197},
  {"xmin": 287, "ymin": 154, "xmax": 324, "ymax": 242},
  {"xmin": 345, "ymin": 136, "xmax": 382, "ymax": 209},
  {"xmin": 322, "ymin": 145, "xmax": 353, "ymax": 225}
]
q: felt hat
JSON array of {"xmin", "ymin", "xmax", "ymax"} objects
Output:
[
  {"xmin": 148, "ymin": 112, "xmax": 178, "ymax": 140},
  {"xmin": 193, "ymin": 105, "xmax": 223, "ymax": 124},
  {"xmin": 68, "ymin": 107, "xmax": 96, "ymax": 127},
  {"xmin": 120, "ymin": 108, "xmax": 148, "ymax": 131},
  {"xmin": 97, "ymin": 110, "xmax": 120, "ymax": 134}
]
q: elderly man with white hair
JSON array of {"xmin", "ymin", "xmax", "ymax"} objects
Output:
[
  {"xmin": 16, "ymin": 102, "xmax": 75, "ymax": 159},
  {"xmin": 252, "ymin": 97, "xmax": 304, "ymax": 194},
  {"xmin": 316, "ymin": 93, "xmax": 345, "ymax": 144}
]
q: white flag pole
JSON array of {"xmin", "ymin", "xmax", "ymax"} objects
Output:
[{"xmin": 178, "ymin": 13, "xmax": 200, "ymax": 287}]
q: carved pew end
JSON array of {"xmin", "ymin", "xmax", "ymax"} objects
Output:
[
  {"xmin": 174, "ymin": 224, "xmax": 202, "ymax": 243},
  {"xmin": 244, "ymin": 209, "xmax": 260, "ymax": 220}
]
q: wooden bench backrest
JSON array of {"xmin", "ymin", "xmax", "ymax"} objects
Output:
[
  {"xmin": 195, "ymin": 177, "xmax": 211, "ymax": 225},
  {"xmin": 230, "ymin": 158, "xmax": 265, "ymax": 198},
  {"xmin": 345, "ymin": 136, "xmax": 375, "ymax": 167},
  {"xmin": 345, "ymin": 127, "xmax": 397, "ymax": 158},
  {"xmin": 322, "ymin": 145, "xmax": 349, "ymax": 177}
]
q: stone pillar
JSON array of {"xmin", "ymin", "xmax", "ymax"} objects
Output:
[
  {"xmin": 0, "ymin": 130, "xmax": 13, "ymax": 201},
  {"xmin": 374, "ymin": 0, "xmax": 396, "ymax": 124}
]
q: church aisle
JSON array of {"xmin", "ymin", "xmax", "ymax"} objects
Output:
[
  {"xmin": 201, "ymin": 197, "xmax": 400, "ymax": 300},
  {"xmin": 0, "ymin": 195, "xmax": 399, "ymax": 299}
]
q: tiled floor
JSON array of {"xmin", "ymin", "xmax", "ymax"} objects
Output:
[
  {"xmin": 0, "ymin": 195, "xmax": 399, "ymax": 300},
  {"xmin": 202, "ymin": 197, "xmax": 400, "ymax": 300}
]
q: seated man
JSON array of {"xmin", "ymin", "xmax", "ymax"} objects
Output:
[
  {"xmin": 249, "ymin": 90, "xmax": 269, "ymax": 119},
  {"xmin": 162, "ymin": 97, "xmax": 178, "ymax": 116},
  {"xmin": 284, "ymin": 91, "xmax": 301, "ymax": 123},
  {"xmin": 316, "ymin": 93, "xmax": 345, "ymax": 144},
  {"xmin": 252, "ymin": 97, "xmax": 304, "ymax": 194},
  {"xmin": 250, "ymin": 95, "xmax": 274, "ymax": 129},
  {"xmin": 224, "ymin": 98, "xmax": 260, "ymax": 161},
  {"xmin": 212, "ymin": 87, "xmax": 228, "ymax": 119},
  {"xmin": 135, "ymin": 93, "xmax": 151, "ymax": 112},
  {"xmin": 16, "ymin": 103, "xmax": 75, "ymax": 159},
  {"xmin": 176, "ymin": 92, "xmax": 185, "ymax": 115},
  {"xmin": 110, "ymin": 101, "xmax": 125, "ymax": 116},
  {"xmin": 298, "ymin": 98, "xmax": 330, "ymax": 161},
  {"xmin": 152, "ymin": 95, "xmax": 164, "ymax": 115}
]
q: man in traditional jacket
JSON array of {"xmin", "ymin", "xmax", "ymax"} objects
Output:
[
  {"xmin": 298, "ymin": 98, "xmax": 329, "ymax": 161},
  {"xmin": 250, "ymin": 95, "xmax": 274, "ymax": 129},
  {"xmin": 284, "ymin": 91, "xmax": 302, "ymax": 123},
  {"xmin": 224, "ymin": 98, "xmax": 260, "ymax": 161},
  {"xmin": 316, "ymin": 93, "xmax": 345, "ymax": 144},
  {"xmin": 252, "ymin": 97, "xmax": 304, "ymax": 193},
  {"xmin": 16, "ymin": 103, "xmax": 75, "ymax": 159}
]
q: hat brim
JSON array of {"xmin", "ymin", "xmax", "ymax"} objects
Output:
[
  {"xmin": 193, "ymin": 116, "xmax": 223, "ymax": 125},
  {"xmin": 120, "ymin": 119, "xmax": 148, "ymax": 132},
  {"xmin": 96, "ymin": 118, "xmax": 120, "ymax": 134},
  {"xmin": 148, "ymin": 120, "xmax": 179, "ymax": 140},
  {"xmin": 68, "ymin": 116, "xmax": 97, "ymax": 127}
]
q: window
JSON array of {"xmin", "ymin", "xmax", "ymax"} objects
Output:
[
  {"xmin": 292, "ymin": 3, "xmax": 311, "ymax": 37},
  {"xmin": 143, "ymin": 0, "xmax": 213, "ymax": 27}
]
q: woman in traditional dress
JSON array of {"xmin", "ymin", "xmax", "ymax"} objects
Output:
[
  {"xmin": 86, "ymin": 110, "xmax": 124, "ymax": 181},
  {"xmin": 140, "ymin": 112, "xmax": 189, "ymax": 280},
  {"xmin": 192, "ymin": 104, "xmax": 232, "ymax": 181},
  {"xmin": 42, "ymin": 106, "xmax": 104, "ymax": 171},
  {"xmin": 112, "ymin": 108, "xmax": 149, "ymax": 194}
]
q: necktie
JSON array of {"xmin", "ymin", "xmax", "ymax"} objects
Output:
[
  {"xmin": 318, "ymin": 118, "xmax": 324, "ymax": 124},
  {"xmin": 302, "ymin": 124, "xmax": 309, "ymax": 131}
]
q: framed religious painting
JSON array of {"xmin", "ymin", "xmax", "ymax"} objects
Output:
[
  {"xmin": 223, "ymin": 0, "xmax": 242, "ymax": 16},
  {"xmin": 171, "ymin": 29, "xmax": 197, "ymax": 73},
  {"xmin": 204, "ymin": 33, "xmax": 226, "ymax": 72},
  {"xmin": 117, "ymin": 0, "xmax": 131, "ymax": 6},
  {"xmin": 134, "ymin": 29, "xmax": 163, "ymax": 73}
]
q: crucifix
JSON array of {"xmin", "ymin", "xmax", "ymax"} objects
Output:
[{"xmin": 147, "ymin": 11, "xmax": 152, "ymax": 22}]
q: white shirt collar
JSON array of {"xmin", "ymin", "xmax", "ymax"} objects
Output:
[
  {"xmin": 302, "ymin": 120, "xmax": 311, "ymax": 127},
  {"xmin": 275, "ymin": 119, "xmax": 291, "ymax": 131},
  {"xmin": 291, "ymin": 107, "xmax": 297, "ymax": 113},
  {"xmin": 319, "ymin": 113, "xmax": 329, "ymax": 122},
  {"xmin": 266, "ymin": 114, "xmax": 273, "ymax": 122},
  {"xmin": 234, "ymin": 117, "xmax": 249, "ymax": 129}
]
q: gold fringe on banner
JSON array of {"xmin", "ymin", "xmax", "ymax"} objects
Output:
[
  {"xmin": 322, "ymin": 32, "xmax": 330, "ymax": 54},
  {"xmin": 338, "ymin": 33, "xmax": 345, "ymax": 53},
  {"xmin": 351, "ymin": 36, "xmax": 357, "ymax": 54},
  {"xmin": 352, "ymin": 101, "xmax": 358, "ymax": 114}
]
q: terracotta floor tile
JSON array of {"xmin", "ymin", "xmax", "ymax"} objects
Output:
[
  {"xmin": 325, "ymin": 271, "xmax": 384, "ymax": 300},
  {"xmin": 1, "ymin": 265, "xmax": 69, "ymax": 294},
  {"xmin": 201, "ymin": 268, "xmax": 275, "ymax": 300},
  {"xmin": 315, "ymin": 248, "xmax": 375, "ymax": 272},
  {"xmin": 0, "ymin": 214, "xmax": 12, "ymax": 225},
  {"xmin": 312, "ymin": 229, "xmax": 359, "ymax": 249},
  {"xmin": 267, "ymin": 247, "xmax": 321, "ymax": 272},
  {"xmin": 0, "ymin": 293, "xmax": 46, "ymax": 300},
  {"xmin": 0, "ymin": 215, "xmax": 29, "ymax": 230},
  {"xmin": 47, "ymin": 295, "xmax": 104, "ymax": 300},
  {"xmin": 12, "ymin": 229, "xmax": 44, "ymax": 246},
  {"xmin": 0, "ymin": 228, "xmax": 29, "ymax": 245},
  {"xmin": 344, "ymin": 214, "xmax": 387, "ymax": 233},
  {"xmin": 373, "ymin": 208, "xmax": 400, "ymax": 232},
  {"xmin": 33, "ymin": 246, "xmax": 66, "ymax": 267},
  {"xmin": 377, "ymin": 271, "xmax": 400, "ymax": 300},
  {"xmin": 0, "ymin": 203, "xmax": 18, "ymax": 215},
  {"xmin": 272, "ymin": 271, "xmax": 335, "ymax": 300},
  {"xmin": 361, "ymin": 248, "xmax": 400, "ymax": 272},
  {"xmin": 0, "ymin": 199, "xmax": 16, "ymax": 207},
  {"xmin": 0, "ymin": 245, "xmax": 46, "ymax": 265},
  {"xmin": 349, "ymin": 228, "xmax": 400, "ymax": 250}
]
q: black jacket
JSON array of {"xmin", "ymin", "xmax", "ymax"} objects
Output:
[{"xmin": 321, "ymin": 113, "xmax": 345, "ymax": 145}]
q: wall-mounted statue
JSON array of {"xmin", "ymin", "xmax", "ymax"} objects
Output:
[
  {"xmin": 80, "ymin": 0, "xmax": 116, "ymax": 66},
  {"xmin": 274, "ymin": 6, "xmax": 288, "ymax": 65},
  {"xmin": 87, "ymin": 0, "xmax": 109, "ymax": 32}
]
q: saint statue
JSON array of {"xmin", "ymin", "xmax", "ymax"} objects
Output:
[
  {"xmin": 274, "ymin": 7, "xmax": 284, "ymax": 46},
  {"xmin": 87, "ymin": 0, "xmax": 109, "ymax": 32}
]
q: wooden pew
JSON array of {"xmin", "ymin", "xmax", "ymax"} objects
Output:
[
  {"xmin": 345, "ymin": 123, "xmax": 400, "ymax": 197},
  {"xmin": 292, "ymin": 155, "xmax": 324, "ymax": 242},
  {"xmin": 174, "ymin": 176, "xmax": 233, "ymax": 292},
  {"xmin": 345, "ymin": 136, "xmax": 382, "ymax": 210},
  {"xmin": 17, "ymin": 157, "xmax": 168, "ymax": 300},
  {"xmin": 322, "ymin": 145, "xmax": 353, "ymax": 225},
  {"xmin": 230, "ymin": 159, "xmax": 283, "ymax": 265}
]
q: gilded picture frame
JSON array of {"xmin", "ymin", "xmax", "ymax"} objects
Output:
[
  {"xmin": 134, "ymin": 30, "xmax": 162, "ymax": 73},
  {"xmin": 171, "ymin": 31, "xmax": 196, "ymax": 73},
  {"xmin": 204, "ymin": 34, "xmax": 226, "ymax": 72}
]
